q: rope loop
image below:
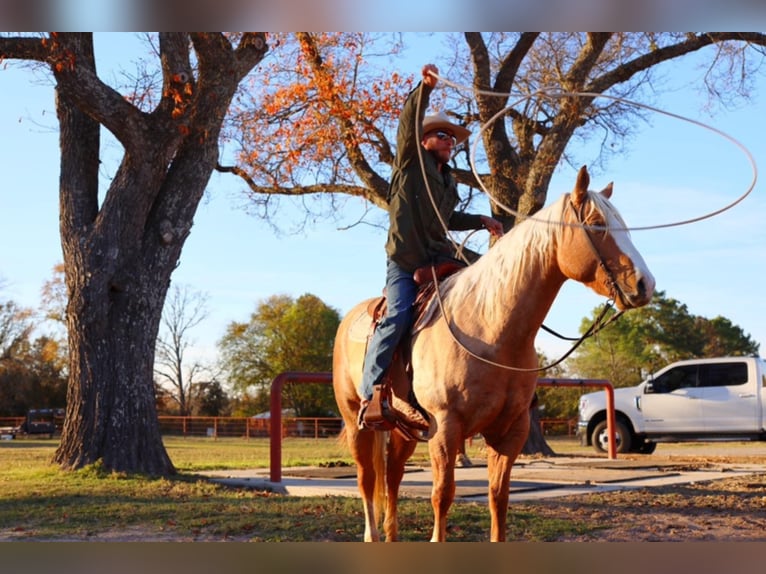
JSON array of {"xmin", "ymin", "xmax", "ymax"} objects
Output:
[{"xmin": 433, "ymin": 71, "xmax": 758, "ymax": 233}]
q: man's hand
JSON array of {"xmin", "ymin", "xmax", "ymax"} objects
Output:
[
  {"xmin": 422, "ymin": 64, "xmax": 438, "ymax": 88},
  {"xmin": 480, "ymin": 215, "xmax": 505, "ymax": 239}
]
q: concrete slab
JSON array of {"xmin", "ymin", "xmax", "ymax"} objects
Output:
[{"xmin": 200, "ymin": 455, "xmax": 766, "ymax": 502}]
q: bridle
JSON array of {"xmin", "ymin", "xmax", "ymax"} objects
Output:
[
  {"xmin": 431, "ymin": 194, "xmax": 626, "ymax": 373},
  {"xmin": 568, "ymin": 197, "xmax": 633, "ymax": 312}
]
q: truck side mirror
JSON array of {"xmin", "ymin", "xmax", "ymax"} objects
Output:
[{"xmin": 645, "ymin": 382, "xmax": 654, "ymax": 394}]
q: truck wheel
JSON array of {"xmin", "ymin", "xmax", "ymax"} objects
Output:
[
  {"xmin": 634, "ymin": 440, "xmax": 657, "ymax": 454},
  {"xmin": 591, "ymin": 419, "xmax": 632, "ymax": 454}
]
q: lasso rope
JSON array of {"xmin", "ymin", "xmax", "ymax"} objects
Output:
[{"xmin": 434, "ymin": 72, "xmax": 759, "ymax": 232}]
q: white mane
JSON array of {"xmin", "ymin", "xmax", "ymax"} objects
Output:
[{"xmin": 443, "ymin": 190, "xmax": 625, "ymax": 325}]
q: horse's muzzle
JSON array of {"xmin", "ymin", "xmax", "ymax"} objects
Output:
[{"xmin": 622, "ymin": 272, "xmax": 655, "ymax": 309}]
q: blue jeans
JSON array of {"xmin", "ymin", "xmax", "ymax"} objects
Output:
[{"xmin": 359, "ymin": 259, "xmax": 418, "ymax": 400}]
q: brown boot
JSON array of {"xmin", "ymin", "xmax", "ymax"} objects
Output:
[{"xmin": 389, "ymin": 394, "xmax": 429, "ymax": 431}]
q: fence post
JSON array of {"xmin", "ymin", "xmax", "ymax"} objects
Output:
[{"xmin": 270, "ymin": 372, "xmax": 333, "ymax": 483}]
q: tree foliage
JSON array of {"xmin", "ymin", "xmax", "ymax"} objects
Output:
[
  {"xmin": 218, "ymin": 293, "xmax": 340, "ymax": 416},
  {"xmin": 39, "ymin": 263, "xmax": 68, "ymax": 327},
  {"xmin": 568, "ymin": 291, "xmax": 760, "ymax": 391},
  {"xmin": 223, "ymin": 32, "xmax": 766, "ymax": 230},
  {"xmin": 0, "ymin": 295, "xmax": 68, "ymax": 416},
  {"xmin": 194, "ymin": 380, "xmax": 230, "ymax": 417},
  {"xmin": 0, "ymin": 299, "xmax": 33, "ymax": 361}
]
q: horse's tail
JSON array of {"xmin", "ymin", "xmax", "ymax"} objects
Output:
[
  {"xmin": 372, "ymin": 430, "xmax": 387, "ymax": 528},
  {"xmin": 337, "ymin": 425, "xmax": 387, "ymax": 532}
]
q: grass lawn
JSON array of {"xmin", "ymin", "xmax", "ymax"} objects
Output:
[{"xmin": 0, "ymin": 435, "xmax": 594, "ymax": 541}]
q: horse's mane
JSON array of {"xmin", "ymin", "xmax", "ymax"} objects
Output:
[{"xmin": 443, "ymin": 190, "xmax": 625, "ymax": 325}]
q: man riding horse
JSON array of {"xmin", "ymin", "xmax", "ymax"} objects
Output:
[{"xmin": 358, "ymin": 63, "xmax": 504, "ymax": 432}]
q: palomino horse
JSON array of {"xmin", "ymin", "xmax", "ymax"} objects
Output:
[{"xmin": 333, "ymin": 166, "xmax": 655, "ymax": 541}]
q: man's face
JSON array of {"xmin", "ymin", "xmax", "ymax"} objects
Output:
[{"xmin": 422, "ymin": 129, "xmax": 456, "ymax": 164}]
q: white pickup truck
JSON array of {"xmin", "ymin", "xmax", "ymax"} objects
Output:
[{"xmin": 577, "ymin": 356, "xmax": 766, "ymax": 454}]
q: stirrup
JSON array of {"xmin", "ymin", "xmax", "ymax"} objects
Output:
[
  {"xmin": 360, "ymin": 386, "xmax": 429, "ymax": 441},
  {"xmin": 359, "ymin": 386, "xmax": 395, "ymax": 432}
]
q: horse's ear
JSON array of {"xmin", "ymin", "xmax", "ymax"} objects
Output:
[
  {"xmin": 601, "ymin": 182, "xmax": 613, "ymax": 199},
  {"xmin": 572, "ymin": 165, "xmax": 589, "ymax": 205}
]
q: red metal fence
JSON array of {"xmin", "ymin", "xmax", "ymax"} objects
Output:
[{"xmin": 265, "ymin": 372, "xmax": 617, "ymax": 482}]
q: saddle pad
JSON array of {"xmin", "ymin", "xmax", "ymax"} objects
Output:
[{"xmin": 347, "ymin": 307, "xmax": 374, "ymax": 343}]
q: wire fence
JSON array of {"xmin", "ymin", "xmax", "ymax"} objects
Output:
[
  {"xmin": 157, "ymin": 416, "xmax": 344, "ymax": 439},
  {"xmin": 2, "ymin": 415, "xmax": 574, "ymax": 440}
]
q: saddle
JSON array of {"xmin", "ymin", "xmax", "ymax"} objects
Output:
[
  {"xmin": 361, "ymin": 260, "xmax": 466, "ymax": 441},
  {"xmin": 366, "ymin": 260, "xmax": 465, "ymax": 322}
]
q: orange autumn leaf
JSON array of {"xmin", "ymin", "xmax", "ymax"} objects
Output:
[{"xmin": 227, "ymin": 33, "xmax": 412, "ymax": 189}]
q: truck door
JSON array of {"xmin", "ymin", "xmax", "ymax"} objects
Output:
[
  {"xmin": 640, "ymin": 364, "xmax": 704, "ymax": 433},
  {"xmin": 698, "ymin": 361, "xmax": 758, "ymax": 432}
]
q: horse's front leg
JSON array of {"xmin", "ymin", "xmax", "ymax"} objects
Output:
[
  {"xmin": 427, "ymin": 430, "xmax": 460, "ymax": 542},
  {"xmin": 485, "ymin": 415, "xmax": 530, "ymax": 542},
  {"xmin": 383, "ymin": 432, "xmax": 418, "ymax": 541},
  {"xmin": 485, "ymin": 446, "xmax": 512, "ymax": 542}
]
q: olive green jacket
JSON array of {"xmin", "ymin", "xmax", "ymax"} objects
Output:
[{"xmin": 385, "ymin": 81, "xmax": 484, "ymax": 273}]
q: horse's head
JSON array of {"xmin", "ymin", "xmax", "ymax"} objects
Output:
[{"xmin": 558, "ymin": 166, "xmax": 655, "ymax": 310}]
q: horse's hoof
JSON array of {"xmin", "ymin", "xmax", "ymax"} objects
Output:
[{"xmin": 456, "ymin": 453, "xmax": 473, "ymax": 468}]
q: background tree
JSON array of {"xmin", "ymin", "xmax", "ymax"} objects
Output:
[
  {"xmin": 0, "ymin": 296, "xmax": 67, "ymax": 416},
  {"xmin": 0, "ymin": 299, "xmax": 33, "ymax": 361},
  {"xmin": 225, "ymin": 32, "xmax": 766, "ymax": 227},
  {"xmin": 218, "ymin": 293, "xmax": 340, "ymax": 416},
  {"xmin": 0, "ymin": 336, "xmax": 68, "ymax": 416},
  {"xmin": 568, "ymin": 290, "xmax": 760, "ymax": 389},
  {"xmin": 154, "ymin": 284, "xmax": 210, "ymax": 416},
  {"xmin": 697, "ymin": 316, "xmax": 759, "ymax": 358},
  {"xmin": 0, "ymin": 33, "xmax": 269, "ymax": 474},
  {"xmin": 39, "ymin": 263, "xmax": 68, "ymax": 327},
  {"xmin": 193, "ymin": 380, "xmax": 230, "ymax": 417},
  {"xmin": 567, "ymin": 307, "xmax": 659, "ymax": 388},
  {"xmin": 0, "ymin": 299, "xmax": 34, "ymax": 415}
]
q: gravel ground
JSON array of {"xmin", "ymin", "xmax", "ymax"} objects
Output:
[{"xmin": 515, "ymin": 444, "xmax": 766, "ymax": 541}]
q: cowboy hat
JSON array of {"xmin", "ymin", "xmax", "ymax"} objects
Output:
[{"xmin": 422, "ymin": 110, "xmax": 471, "ymax": 144}]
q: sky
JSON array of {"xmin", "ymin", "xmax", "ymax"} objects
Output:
[{"xmin": 1, "ymin": 33, "xmax": 765, "ymax": 375}]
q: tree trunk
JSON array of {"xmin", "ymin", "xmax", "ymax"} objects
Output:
[
  {"xmin": 522, "ymin": 408, "xmax": 555, "ymax": 456},
  {"xmin": 51, "ymin": 48, "xmax": 176, "ymax": 473},
  {"xmin": 46, "ymin": 33, "xmax": 269, "ymax": 475},
  {"xmin": 521, "ymin": 398, "xmax": 556, "ymax": 456},
  {"xmin": 54, "ymin": 266, "xmax": 174, "ymax": 474}
]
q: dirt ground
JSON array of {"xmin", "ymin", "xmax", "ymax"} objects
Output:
[{"xmin": 517, "ymin": 448, "xmax": 766, "ymax": 541}]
